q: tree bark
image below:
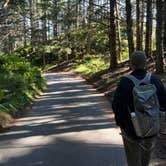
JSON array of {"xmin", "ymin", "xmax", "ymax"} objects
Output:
[
  {"xmin": 163, "ymin": 1, "xmax": 166, "ymax": 51},
  {"xmin": 115, "ymin": 0, "xmax": 122, "ymax": 62},
  {"xmin": 140, "ymin": 0, "xmax": 144, "ymax": 50},
  {"xmin": 156, "ymin": 0, "xmax": 164, "ymax": 73},
  {"xmin": 42, "ymin": 9, "xmax": 47, "ymax": 42},
  {"xmin": 136, "ymin": 0, "xmax": 141, "ymax": 50},
  {"xmin": 109, "ymin": 0, "xmax": 117, "ymax": 69},
  {"xmin": 87, "ymin": 0, "xmax": 93, "ymax": 53},
  {"xmin": 125, "ymin": 0, "xmax": 134, "ymax": 60},
  {"xmin": 23, "ymin": 15, "xmax": 27, "ymax": 47},
  {"xmin": 29, "ymin": 0, "xmax": 35, "ymax": 46},
  {"xmin": 51, "ymin": 0, "xmax": 58, "ymax": 37},
  {"xmin": 145, "ymin": 0, "xmax": 153, "ymax": 57}
]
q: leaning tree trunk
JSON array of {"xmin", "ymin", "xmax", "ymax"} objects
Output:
[
  {"xmin": 145, "ymin": 0, "xmax": 153, "ymax": 58},
  {"xmin": 125, "ymin": 0, "xmax": 134, "ymax": 61},
  {"xmin": 156, "ymin": 0, "xmax": 164, "ymax": 73},
  {"xmin": 109, "ymin": 0, "xmax": 117, "ymax": 70}
]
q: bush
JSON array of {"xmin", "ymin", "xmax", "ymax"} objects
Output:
[{"xmin": 0, "ymin": 55, "xmax": 46, "ymax": 117}]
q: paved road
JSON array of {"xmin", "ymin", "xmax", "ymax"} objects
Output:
[{"xmin": 0, "ymin": 72, "xmax": 127, "ymax": 166}]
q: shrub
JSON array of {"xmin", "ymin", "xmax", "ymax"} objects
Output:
[{"xmin": 0, "ymin": 55, "xmax": 46, "ymax": 117}]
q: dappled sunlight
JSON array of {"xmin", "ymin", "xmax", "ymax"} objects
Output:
[
  {"xmin": 0, "ymin": 147, "xmax": 33, "ymax": 164},
  {"xmin": 47, "ymin": 79, "xmax": 85, "ymax": 85},
  {"xmin": 43, "ymin": 89, "xmax": 85, "ymax": 95},
  {"xmin": 53, "ymin": 101, "xmax": 99, "ymax": 107},
  {"xmin": 39, "ymin": 93, "xmax": 104, "ymax": 101},
  {"xmin": 0, "ymin": 137, "xmax": 126, "ymax": 166},
  {"xmin": 0, "ymin": 73, "xmax": 125, "ymax": 166},
  {"xmin": 0, "ymin": 130, "xmax": 30, "ymax": 136},
  {"xmin": 14, "ymin": 136, "xmax": 53, "ymax": 146}
]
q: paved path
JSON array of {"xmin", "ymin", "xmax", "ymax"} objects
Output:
[{"xmin": 0, "ymin": 72, "xmax": 127, "ymax": 166}]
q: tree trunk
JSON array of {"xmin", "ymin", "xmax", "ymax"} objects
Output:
[
  {"xmin": 87, "ymin": 0, "xmax": 93, "ymax": 54},
  {"xmin": 145, "ymin": 0, "xmax": 153, "ymax": 57},
  {"xmin": 109, "ymin": 0, "xmax": 117, "ymax": 69},
  {"xmin": 52, "ymin": 0, "xmax": 58, "ymax": 37},
  {"xmin": 29, "ymin": 0, "xmax": 35, "ymax": 46},
  {"xmin": 136, "ymin": 0, "xmax": 141, "ymax": 50},
  {"xmin": 163, "ymin": 1, "xmax": 166, "ymax": 51},
  {"xmin": 23, "ymin": 15, "xmax": 27, "ymax": 47},
  {"xmin": 140, "ymin": 0, "xmax": 144, "ymax": 50},
  {"xmin": 42, "ymin": 9, "xmax": 47, "ymax": 42},
  {"xmin": 53, "ymin": 22, "xmax": 58, "ymax": 37},
  {"xmin": 115, "ymin": 0, "xmax": 122, "ymax": 62},
  {"xmin": 76, "ymin": 1, "xmax": 79, "ymax": 29},
  {"xmin": 125, "ymin": 0, "xmax": 135, "ymax": 61},
  {"xmin": 156, "ymin": 0, "xmax": 164, "ymax": 73}
]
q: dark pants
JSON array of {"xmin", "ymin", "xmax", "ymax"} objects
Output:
[{"xmin": 121, "ymin": 130, "xmax": 156, "ymax": 166}]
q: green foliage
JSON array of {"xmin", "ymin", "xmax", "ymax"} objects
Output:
[
  {"xmin": 73, "ymin": 55, "xmax": 109, "ymax": 75},
  {"xmin": 0, "ymin": 55, "xmax": 46, "ymax": 116},
  {"xmin": 13, "ymin": 27, "xmax": 110, "ymax": 66},
  {"xmin": 13, "ymin": 27, "xmax": 129, "ymax": 68}
]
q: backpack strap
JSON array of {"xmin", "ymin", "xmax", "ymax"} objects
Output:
[
  {"xmin": 126, "ymin": 72, "xmax": 152, "ymax": 87},
  {"xmin": 139, "ymin": 72, "xmax": 152, "ymax": 85},
  {"xmin": 125, "ymin": 74, "xmax": 141, "ymax": 87}
]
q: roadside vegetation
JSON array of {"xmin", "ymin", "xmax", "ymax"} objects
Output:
[{"xmin": 0, "ymin": 54, "xmax": 46, "ymax": 128}]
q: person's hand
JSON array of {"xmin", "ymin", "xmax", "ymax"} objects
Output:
[{"xmin": 160, "ymin": 111, "xmax": 166, "ymax": 122}]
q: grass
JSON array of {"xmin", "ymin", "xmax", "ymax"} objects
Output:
[{"xmin": 73, "ymin": 57, "xmax": 110, "ymax": 75}]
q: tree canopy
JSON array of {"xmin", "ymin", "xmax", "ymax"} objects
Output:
[{"xmin": 0, "ymin": 0, "xmax": 165, "ymax": 72}]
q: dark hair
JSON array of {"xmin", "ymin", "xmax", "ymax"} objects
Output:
[{"xmin": 131, "ymin": 51, "xmax": 146, "ymax": 69}]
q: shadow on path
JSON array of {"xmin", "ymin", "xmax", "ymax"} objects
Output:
[
  {"xmin": 0, "ymin": 72, "xmax": 126, "ymax": 166},
  {"xmin": 0, "ymin": 138, "xmax": 126, "ymax": 166}
]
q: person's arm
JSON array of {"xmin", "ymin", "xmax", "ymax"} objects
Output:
[
  {"xmin": 112, "ymin": 78, "xmax": 126, "ymax": 126},
  {"xmin": 152, "ymin": 75, "xmax": 166, "ymax": 111},
  {"xmin": 158, "ymin": 80, "xmax": 166, "ymax": 112}
]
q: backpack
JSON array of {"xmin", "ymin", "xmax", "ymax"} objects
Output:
[{"xmin": 126, "ymin": 72, "xmax": 160, "ymax": 138}]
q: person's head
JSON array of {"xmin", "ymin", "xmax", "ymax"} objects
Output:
[{"xmin": 131, "ymin": 51, "xmax": 146, "ymax": 70}]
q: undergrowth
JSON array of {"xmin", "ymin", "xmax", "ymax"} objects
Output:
[
  {"xmin": 73, "ymin": 55, "xmax": 110, "ymax": 75},
  {"xmin": 0, "ymin": 55, "xmax": 46, "ymax": 126}
]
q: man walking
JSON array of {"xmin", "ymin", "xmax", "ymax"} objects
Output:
[{"xmin": 112, "ymin": 51, "xmax": 166, "ymax": 166}]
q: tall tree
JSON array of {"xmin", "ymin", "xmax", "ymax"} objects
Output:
[
  {"xmin": 145, "ymin": 0, "xmax": 153, "ymax": 57},
  {"xmin": 49, "ymin": 0, "xmax": 59, "ymax": 37},
  {"xmin": 87, "ymin": 0, "xmax": 94, "ymax": 53},
  {"xmin": 125, "ymin": 0, "xmax": 134, "ymax": 60},
  {"xmin": 136, "ymin": 0, "xmax": 141, "ymax": 50},
  {"xmin": 140, "ymin": 0, "xmax": 144, "ymax": 50},
  {"xmin": 115, "ymin": 0, "xmax": 122, "ymax": 62},
  {"xmin": 109, "ymin": 0, "xmax": 117, "ymax": 69},
  {"xmin": 28, "ymin": 0, "xmax": 35, "ymax": 46},
  {"xmin": 41, "ymin": 0, "xmax": 48, "ymax": 43},
  {"xmin": 163, "ymin": 1, "xmax": 166, "ymax": 52},
  {"xmin": 156, "ymin": 0, "xmax": 164, "ymax": 73}
]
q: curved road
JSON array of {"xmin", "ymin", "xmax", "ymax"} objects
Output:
[{"xmin": 0, "ymin": 72, "xmax": 127, "ymax": 166}]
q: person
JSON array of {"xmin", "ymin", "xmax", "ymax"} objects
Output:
[{"xmin": 112, "ymin": 51, "xmax": 166, "ymax": 166}]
